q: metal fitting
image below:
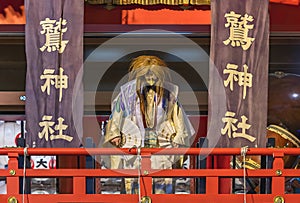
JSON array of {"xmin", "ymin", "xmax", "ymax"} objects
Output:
[
  {"xmin": 141, "ymin": 196, "xmax": 152, "ymax": 203},
  {"xmin": 273, "ymin": 196, "xmax": 284, "ymax": 203},
  {"xmin": 9, "ymin": 169, "xmax": 16, "ymax": 176},
  {"xmin": 19, "ymin": 95, "xmax": 26, "ymax": 101},
  {"xmin": 143, "ymin": 170, "xmax": 149, "ymax": 175},
  {"xmin": 8, "ymin": 196, "xmax": 18, "ymax": 203},
  {"xmin": 275, "ymin": 169, "xmax": 282, "ymax": 176}
]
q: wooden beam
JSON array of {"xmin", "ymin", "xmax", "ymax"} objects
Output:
[{"xmin": 0, "ymin": 91, "xmax": 208, "ymax": 114}]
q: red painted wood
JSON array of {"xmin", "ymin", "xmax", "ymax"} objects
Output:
[
  {"xmin": 1, "ymin": 2, "xmax": 300, "ymax": 32},
  {"xmin": 0, "ymin": 147, "xmax": 299, "ymax": 203}
]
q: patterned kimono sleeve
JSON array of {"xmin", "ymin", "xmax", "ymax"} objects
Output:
[
  {"xmin": 104, "ymin": 94, "xmax": 125, "ymax": 144},
  {"xmin": 104, "ymin": 94, "xmax": 126, "ymax": 169},
  {"xmin": 171, "ymin": 101, "xmax": 195, "ymax": 146}
]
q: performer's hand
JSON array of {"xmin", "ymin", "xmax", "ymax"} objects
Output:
[
  {"xmin": 110, "ymin": 136, "xmax": 121, "ymax": 147},
  {"xmin": 170, "ymin": 133, "xmax": 179, "ymax": 147},
  {"xmin": 172, "ymin": 142, "xmax": 179, "ymax": 148}
]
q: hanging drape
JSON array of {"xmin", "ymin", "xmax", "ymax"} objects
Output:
[
  {"xmin": 207, "ymin": 0, "xmax": 269, "ymax": 148},
  {"xmin": 25, "ymin": 0, "xmax": 84, "ymax": 148}
]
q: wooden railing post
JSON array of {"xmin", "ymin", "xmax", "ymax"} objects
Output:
[
  {"xmin": 140, "ymin": 152, "xmax": 152, "ymax": 197},
  {"xmin": 272, "ymin": 152, "xmax": 285, "ymax": 195},
  {"xmin": 206, "ymin": 176, "xmax": 219, "ymax": 194},
  {"xmin": 7, "ymin": 152, "xmax": 19, "ymax": 194},
  {"xmin": 73, "ymin": 176, "xmax": 86, "ymax": 195}
]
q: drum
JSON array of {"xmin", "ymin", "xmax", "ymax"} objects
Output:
[
  {"xmin": 236, "ymin": 124, "xmax": 300, "ymax": 170},
  {"xmin": 234, "ymin": 125, "xmax": 300, "ymax": 194},
  {"xmin": 268, "ymin": 72, "xmax": 300, "ymax": 139},
  {"xmin": 267, "ymin": 124, "xmax": 300, "ymax": 168},
  {"xmin": 268, "ymin": 72, "xmax": 300, "ymax": 169},
  {"xmin": 233, "ymin": 72, "xmax": 300, "ymax": 193}
]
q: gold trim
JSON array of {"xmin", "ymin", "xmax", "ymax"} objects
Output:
[
  {"xmin": 267, "ymin": 124, "xmax": 300, "ymax": 147},
  {"xmin": 243, "ymin": 158, "xmax": 261, "ymax": 169},
  {"xmin": 86, "ymin": 0, "xmax": 210, "ymax": 5},
  {"xmin": 235, "ymin": 158, "xmax": 260, "ymax": 170}
]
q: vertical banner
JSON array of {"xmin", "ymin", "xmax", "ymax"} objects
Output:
[
  {"xmin": 208, "ymin": 0, "xmax": 269, "ymax": 148},
  {"xmin": 25, "ymin": 0, "xmax": 84, "ymax": 147}
]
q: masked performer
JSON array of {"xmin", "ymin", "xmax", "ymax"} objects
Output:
[{"xmin": 104, "ymin": 55, "xmax": 195, "ymax": 194}]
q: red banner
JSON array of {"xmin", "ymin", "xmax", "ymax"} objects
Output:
[
  {"xmin": 208, "ymin": 0, "xmax": 269, "ymax": 148},
  {"xmin": 25, "ymin": 0, "xmax": 84, "ymax": 147}
]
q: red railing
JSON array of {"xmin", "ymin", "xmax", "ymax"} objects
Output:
[{"xmin": 0, "ymin": 147, "xmax": 299, "ymax": 203}]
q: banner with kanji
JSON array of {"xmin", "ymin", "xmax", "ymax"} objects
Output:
[
  {"xmin": 25, "ymin": 0, "xmax": 84, "ymax": 147},
  {"xmin": 208, "ymin": 0, "xmax": 269, "ymax": 148}
]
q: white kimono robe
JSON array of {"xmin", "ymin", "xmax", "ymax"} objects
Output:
[{"xmin": 104, "ymin": 80, "xmax": 195, "ymax": 193}]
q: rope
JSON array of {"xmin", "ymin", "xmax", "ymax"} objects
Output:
[
  {"xmin": 241, "ymin": 146, "xmax": 248, "ymax": 203},
  {"xmin": 129, "ymin": 146, "xmax": 142, "ymax": 203},
  {"xmin": 137, "ymin": 147, "xmax": 142, "ymax": 203},
  {"xmin": 23, "ymin": 147, "xmax": 28, "ymax": 203}
]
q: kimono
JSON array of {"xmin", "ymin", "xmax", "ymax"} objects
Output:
[{"xmin": 104, "ymin": 79, "xmax": 195, "ymax": 194}]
